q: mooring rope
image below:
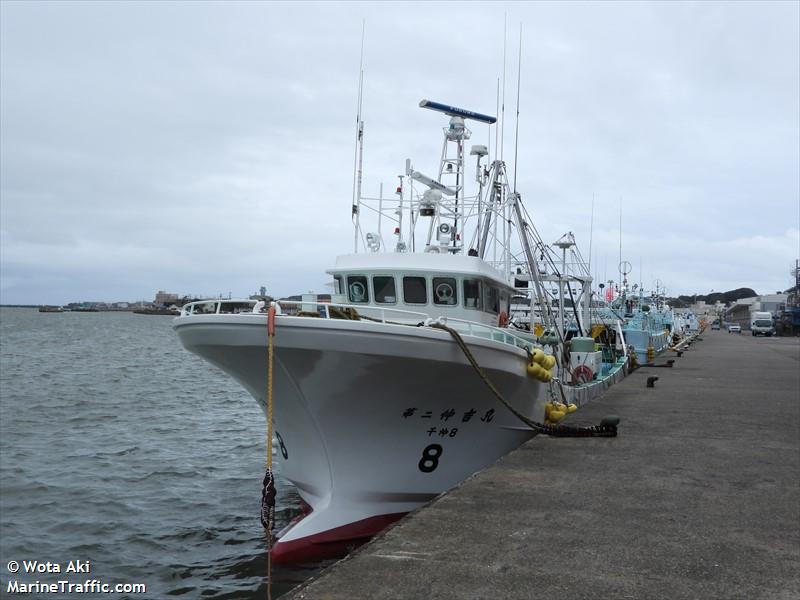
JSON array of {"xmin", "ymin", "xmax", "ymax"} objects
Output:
[
  {"xmin": 260, "ymin": 305, "xmax": 277, "ymax": 600},
  {"xmin": 427, "ymin": 320, "xmax": 618, "ymax": 437}
]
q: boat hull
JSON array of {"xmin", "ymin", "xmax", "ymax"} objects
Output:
[
  {"xmin": 624, "ymin": 328, "xmax": 670, "ymax": 363},
  {"xmin": 174, "ymin": 314, "xmax": 544, "ymax": 563}
]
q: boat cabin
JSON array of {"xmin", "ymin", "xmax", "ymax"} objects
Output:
[{"xmin": 327, "ymin": 253, "xmax": 515, "ymax": 327}]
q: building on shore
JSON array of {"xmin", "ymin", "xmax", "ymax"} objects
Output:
[
  {"xmin": 154, "ymin": 291, "xmax": 180, "ymax": 306},
  {"xmin": 725, "ymin": 294, "xmax": 788, "ymax": 331}
]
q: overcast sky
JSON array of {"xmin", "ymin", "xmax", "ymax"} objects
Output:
[{"xmin": 1, "ymin": 1, "xmax": 798, "ymax": 305}]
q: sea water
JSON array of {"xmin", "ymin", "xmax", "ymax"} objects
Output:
[{"xmin": 0, "ymin": 307, "xmax": 326, "ymax": 598}]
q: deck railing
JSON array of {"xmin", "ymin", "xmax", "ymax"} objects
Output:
[{"xmin": 179, "ymin": 299, "xmax": 535, "ymax": 352}]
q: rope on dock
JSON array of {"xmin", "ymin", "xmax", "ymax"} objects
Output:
[{"xmin": 427, "ymin": 320, "xmax": 618, "ymax": 438}]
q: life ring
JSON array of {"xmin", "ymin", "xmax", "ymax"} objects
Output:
[
  {"xmin": 498, "ymin": 311, "xmax": 509, "ymax": 328},
  {"xmin": 349, "ymin": 281, "xmax": 366, "ymax": 302},
  {"xmin": 571, "ymin": 364, "xmax": 594, "ymax": 385},
  {"xmin": 435, "ymin": 282, "xmax": 455, "ymax": 303}
]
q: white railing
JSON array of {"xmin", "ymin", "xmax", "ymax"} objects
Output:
[
  {"xmin": 179, "ymin": 299, "xmax": 429, "ymax": 322},
  {"xmin": 180, "ymin": 299, "xmax": 257, "ymax": 316},
  {"xmin": 179, "ymin": 299, "xmax": 536, "ymax": 352},
  {"xmin": 437, "ymin": 316, "xmax": 535, "ymax": 352}
]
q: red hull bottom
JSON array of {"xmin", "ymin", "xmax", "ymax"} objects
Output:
[{"xmin": 271, "ymin": 512, "xmax": 407, "ymax": 565}]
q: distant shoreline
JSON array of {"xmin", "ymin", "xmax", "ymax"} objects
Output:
[{"xmin": 1, "ymin": 305, "xmax": 139, "ymax": 311}]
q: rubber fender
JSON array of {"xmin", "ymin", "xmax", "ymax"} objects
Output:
[
  {"xmin": 566, "ymin": 403, "xmax": 578, "ymax": 413},
  {"xmin": 527, "ymin": 362, "xmax": 547, "ymax": 379},
  {"xmin": 543, "ymin": 355, "xmax": 556, "ymax": 370},
  {"xmin": 498, "ymin": 311, "xmax": 509, "ymax": 328},
  {"xmin": 544, "ymin": 402, "xmax": 554, "ymax": 419},
  {"xmin": 531, "ymin": 349, "xmax": 546, "ymax": 365},
  {"xmin": 549, "ymin": 410, "xmax": 566, "ymax": 422}
]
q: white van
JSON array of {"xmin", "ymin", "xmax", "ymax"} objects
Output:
[{"xmin": 750, "ymin": 311, "xmax": 774, "ymax": 337}]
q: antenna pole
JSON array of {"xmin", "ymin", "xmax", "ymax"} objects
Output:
[
  {"xmin": 500, "ymin": 14, "xmax": 507, "ymax": 163},
  {"xmin": 512, "ymin": 23, "xmax": 522, "ymax": 193},
  {"xmin": 494, "ymin": 78, "xmax": 500, "ymax": 164},
  {"xmin": 618, "ymin": 197, "xmax": 623, "ymax": 274},
  {"xmin": 588, "ymin": 192, "xmax": 595, "ymax": 273},
  {"xmin": 351, "ymin": 21, "xmax": 366, "ymax": 253}
]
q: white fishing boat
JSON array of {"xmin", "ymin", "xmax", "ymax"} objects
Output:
[{"xmin": 174, "ymin": 99, "xmax": 566, "ymax": 563}]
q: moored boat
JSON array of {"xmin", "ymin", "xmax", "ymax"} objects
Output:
[
  {"xmin": 133, "ymin": 307, "xmax": 180, "ymax": 315},
  {"xmin": 38, "ymin": 305, "xmax": 64, "ymax": 313},
  {"xmin": 174, "ymin": 99, "xmax": 564, "ymax": 563}
]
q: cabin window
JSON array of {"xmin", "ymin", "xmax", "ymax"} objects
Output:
[
  {"xmin": 219, "ymin": 302, "xmax": 253, "ymax": 315},
  {"xmin": 484, "ymin": 284, "xmax": 500, "ymax": 314},
  {"xmin": 433, "ymin": 277, "xmax": 457, "ymax": 306},
  {"xmin": 333, "ymin": 275, "xmax": 343, "ymax": 295},
  {"xmin": 403, "ymin": 276, "xmax": 427, "ymax": 304},
  {"xmin": 347, "ymin": 275, "xmax": 369, "ymax": 303},
  {"xmin": 373, "ymin": 276, "xmax": 397, "ymax": 304},
  {"xmin": 195, "ymin": 301, "xmax": 217, "ymax": 314},
  {"xmin": 463, "ymin": 279, "xmax": 482, "ymax": 309}
]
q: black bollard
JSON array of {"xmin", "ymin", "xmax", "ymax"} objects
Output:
[
  {"xmin": 600, "ymin": 415, "xmax": 620, "ymax": 428},
  {"xmin": 647, "ymin": 376, "xmax": 659, "ymax": 388}
]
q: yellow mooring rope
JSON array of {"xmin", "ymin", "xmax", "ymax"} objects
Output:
[{"xmin": 265, "ymin": 306, "xmax": 276, "ymax": 600}]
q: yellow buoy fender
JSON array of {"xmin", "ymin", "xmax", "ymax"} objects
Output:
[
  {"xmin": 548, "ymin": 410, "xmax": 566, "ymax": 422},
  {"xmin": 543, "ymin": 355, "xmax": 556, "ymax": 370},
  {"xmin": 527, "ymin": 362, "xmax": 546, "ymax": 379},
  {"xmin": 526, "ymin": 361, "xmax": 553, "ymax": 382},
  {"xmin": 531, "ymin": 349, "xmax": 546, "ymax": 365},
  {"xmin": 566, "ymin": 403, "xmax": 578, "ymax": 413}
]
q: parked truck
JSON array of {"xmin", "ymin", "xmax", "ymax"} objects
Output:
[{"xmin": 750, "ymin": 311, "xmax": 774, "ymax": 337}]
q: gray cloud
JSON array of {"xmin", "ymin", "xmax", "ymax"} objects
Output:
[{"xmin": 1, "ymin": 1, "xmax": 798, "ymax": 305}]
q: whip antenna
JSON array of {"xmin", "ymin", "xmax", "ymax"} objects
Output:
[
  {"xmin": 589, "ymin": 192, "xmax": 595, "ymax": 278},
  {"xmin": 494, "ymin": 77, "xmax": 500, "ymax": 163},
  {"xmin": 500, "ymin": 14, "xmax": 507, "ymax": 162},
  {"xmin": 512, "ymin": 23, "xmax": 522, "ymax": 193},
  {"xmin": 618, "ymin": 197, "xmax": 623, "ymax": 272},
  {"xmin": 351, "ymin": 20, "xmax": 366, "ymax": 252}
]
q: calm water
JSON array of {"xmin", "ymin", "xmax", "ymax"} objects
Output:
[{"xmin": 0, "ymin": 308, "xmax": 327, "ymax": 598}]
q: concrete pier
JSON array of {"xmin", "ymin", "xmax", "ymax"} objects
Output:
[{"xmin": 286, "ymin": 333, "xmax": 800, "ymax": 600}]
